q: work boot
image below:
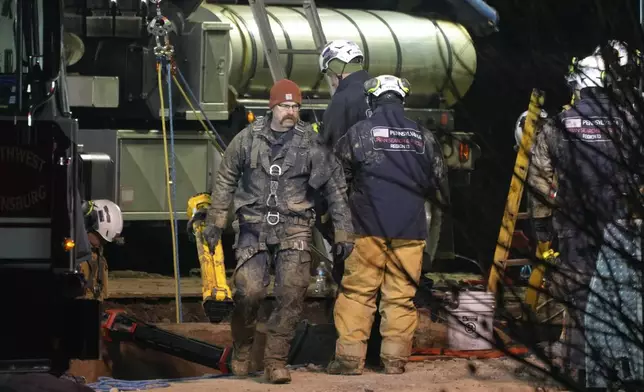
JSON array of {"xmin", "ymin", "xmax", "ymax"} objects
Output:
[
  {"xmin": 264, "ymin": 363, "xmax": 291, "ymax": 384},
  {"xmin": 382, "ymin": 359, "xmax": 406, "ymax": 375},
  {"xmin": 327, "ymin": 356, "xmax": 363, "ymax": 375},
  {"xmin": 231, "ymin": 344, "xmax": 252, "ymax": 376}
]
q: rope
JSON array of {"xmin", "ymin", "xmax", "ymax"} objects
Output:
[{"xmin": 157, "ymin": 59, "xmax": 183, "ymax": 323}]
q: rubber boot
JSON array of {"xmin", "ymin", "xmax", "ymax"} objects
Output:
[
  {"xmin": 231, "ymin": 343, "xmax": 252, "ymax": 376},
  {"xmin": 327, "ymin": 356, "xmax": 364, "ymax": 375},
  {"xmin": 264, "ymin": 363, "xmax": 291, "ymax": 384}
]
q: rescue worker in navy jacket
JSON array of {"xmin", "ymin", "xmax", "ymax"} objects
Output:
[
  {"xmin": 318, "ymin": 39, "xmax": 372, "ymax": 148},
  {"xmin": 203, "ymin": 79, "xmax": 354, "ymax": 384},
  {"xmin": 328, "ymin": 75, "xmax": 447, "ymax": 375},
  {"xmin": 315, "ymin": 40, "xmax": 372, "ymax": 244},
  {"xmin": 528, "ymin": 54, "xmax": 643, "ymax": 383}
]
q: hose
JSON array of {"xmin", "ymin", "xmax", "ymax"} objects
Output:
[
  {"xmin": 157, "ymin": 59, "xmax": 183, "ymax": 323},
  {"xmin": 409, "ymin": 345, "xmax": 529, "ymax": 361},
  {"xmin": 172, "ymin": 64, "xmax": 228, "ymax": 151},
  {"xmin": 171, "ymin": 73, "xmax": 225, "ymax": 154}
]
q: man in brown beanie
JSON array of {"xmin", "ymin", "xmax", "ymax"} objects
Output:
[{"xmin": 203, "ymin": 78, "xmax": 355, "ymax": 384}]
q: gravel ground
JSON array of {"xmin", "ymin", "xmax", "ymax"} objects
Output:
[{"xmin": 145, "ymin": 358, "xmax": 562, "ymax": 392}]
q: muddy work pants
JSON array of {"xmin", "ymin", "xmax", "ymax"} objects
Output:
[
  {"xmin": 554, "ymin": 234, "xmax": 600, "ymax": 372},
  {"xmin": 231, "ymin": 225, "xmax": 312, "ymax": 367},
  {"xmin": 333, "ymin": 236, "xmax": 425, "ymax": 369}
]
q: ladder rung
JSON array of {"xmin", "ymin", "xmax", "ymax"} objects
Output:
[
  {"xmin": 279, "ymin": 49, "xmax": 320, "ymax": 55},
  {"xmin": 504, "ymin": 258, "xmax": 531, "ymax": 267},
  {"xmin": 262, "ymin": 0, "xmax": 306, "ymax": 5}
]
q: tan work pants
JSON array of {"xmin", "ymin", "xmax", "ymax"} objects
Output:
[
  {"xmin": 78, "ymin": 250, "xmax": 108, "ymax": 301},
  {"xmin": 333, "ymin": 236, "xmax": 425, "ymax": 368}
]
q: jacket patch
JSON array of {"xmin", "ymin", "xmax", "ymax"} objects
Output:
[
  {"xmin": 563, "ymin": 116, "xmax": 621, "ymax": 142},
  {"xmin": 370, "ymin": 126, "xmax": 425, "ymax": 154}
]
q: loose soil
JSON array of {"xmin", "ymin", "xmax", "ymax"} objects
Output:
[
  {"xmin": 147, "ymin": 358, "xmax": 560, "ymax": 392},
  {"xmin": 68, "ymin": 272, "xmax": 564, "ymax": 391}
]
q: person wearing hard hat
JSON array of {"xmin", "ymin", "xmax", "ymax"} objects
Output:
[
  {"xmin": 528, "ymin": 53, "xmax": 643, "ymax": 387},
  {"xmin": 203, "ymin": 78, "xmax": 354, "ymax": 384},
  {"xmin": 318, "ymin": 39, "xmax": 372, "ymax": 148},
  {"xmin": 315, "ymin": 40, "xmax": 372, "ymax": 257},
  {"xmin": 328, "ymin": 75, "xmax": 447, "ymax": 376},
  {"xmin": 77, "ymin": 199, "xmax": 124, "ymax": 301}
]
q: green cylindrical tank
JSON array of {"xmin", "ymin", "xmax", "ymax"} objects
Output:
[{"xmin": 197, "ymin": 4, "xmax": 477, "ymax": 108}]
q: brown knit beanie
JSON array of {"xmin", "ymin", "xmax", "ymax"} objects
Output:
[{"xmin": 269, "ymin": 79, "xmax": 302, "ymax": 108}]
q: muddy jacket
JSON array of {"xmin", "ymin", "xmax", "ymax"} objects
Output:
[
  {"xmin": 321, "ymin": 70, "xmax": 372, "ymax": 148},
  {"xmin": 207, "ymin": 114, "xmax": 354, "ymax": 244},
  {"xmin": 527, "ymin": 89, "xmax": 644, "ymax": 236},
  {"xmin": 334, "ymin": 102, "xmax": 447, "ymax": 240}
]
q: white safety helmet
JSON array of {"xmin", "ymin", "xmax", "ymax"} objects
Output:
[
  {"xmin": 85, "ymin": 199, "xmax": 123, "ymax": 242},
  {"xmin": 593, "ymin": 40, "xmax": 631, "ymax": 68},
  {"xmin": 514, "ymin": 109, "xmax": 548, "ymax": 148},
  {"xmin": 319, "ymin": 40, "xmax": 364, "ymax": 74},
  {"xmin": 364, "ymin": 74, "xmax": 411, "ymax": 99},
  {"xmin": 565, "ymin": 54, "xmax": 606, "ymax": 92}
]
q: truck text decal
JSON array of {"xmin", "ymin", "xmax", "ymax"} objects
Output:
[{"xmin": 0, "ymin": 145, "xmax": 50, "ymax": 217}]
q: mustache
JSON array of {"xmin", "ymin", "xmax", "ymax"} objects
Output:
[{"xmin": 281, "ymin": 115, "xmax": 296, "ymax": 123}]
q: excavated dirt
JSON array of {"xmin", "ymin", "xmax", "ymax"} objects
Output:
[
  {"xmin": 68, "ymin": 274, "xmax": 564, "ymax": 390},
  {"xmin": 147, "ymin": 358, "xmax": 558, "ymax": 392}
]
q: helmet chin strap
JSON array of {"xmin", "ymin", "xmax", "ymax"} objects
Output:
[{"xmin": 330, "ymin": 63, "xmax": 349, "ymax": 81}]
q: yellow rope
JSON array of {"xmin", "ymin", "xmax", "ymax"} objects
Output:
[
  {"xmin": 171, "ymin": 73, "xmax": 224, "ymax": 154},
  {"xmin": 157, "ymin": 61, "xmax": 182, "ymax": 323}
]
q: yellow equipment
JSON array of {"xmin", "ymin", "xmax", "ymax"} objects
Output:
[
  {"xmin": 487, "ymin": 89, "xmax": 545, "ymax": 298},
  {"xmin": 187, "ymin": 193, "xmax": 232, "ymax": 302},
  {"xmin": 486, "ymin": 89, "xmax": 566, "ymax": 329}
]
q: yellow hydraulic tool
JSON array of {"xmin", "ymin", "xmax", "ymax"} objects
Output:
[
  {"xmin": 487, "ymin": 89, "xmax": 545, "ymax": 297},
  {"xmin": 187, "ymin": 192, "xmax": 232, "ymax": 302}
]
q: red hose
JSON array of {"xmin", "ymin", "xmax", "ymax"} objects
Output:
[{"xmin": 409, "ymin": 346, "xmax": 529, "ymax": 361}]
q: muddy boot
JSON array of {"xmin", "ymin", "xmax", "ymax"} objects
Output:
[
  {"xmin": 264, "ymin": 363, "xmax": 291, "ymax": 384},
  {"xmin": 231, "ymin": 343, "xmax": 252, "ymax": 376},
  {"xmin": 382, "ymin": 358, "xmax": 405, "ymax": 375},
  {"xmin": 327, "ymin": 356, "xmax": 364, "ymax": 375}
]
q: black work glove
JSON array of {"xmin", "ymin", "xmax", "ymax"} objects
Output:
[
  {"xmin": 202, "ymin": 225, "xmax": 223, "ymax": 255},
  {"xmin": 532, "ymin": 216, "xmax": 554, "ymax": 243},
  {"xmin": 186, "ymin": 209, "xmax": 207, "ymax": 241},
  {"xmin": 331, "ymin": 242, "xmax": 354, "ymax": 285}
]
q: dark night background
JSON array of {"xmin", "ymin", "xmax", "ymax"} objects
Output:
[{"xmin": 107, "ymin": 0, "xmax": 644, "ymax": 276}]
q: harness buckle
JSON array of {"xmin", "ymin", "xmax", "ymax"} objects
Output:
[
  {"xmin": 266, "ymin": 212, "xmax": 280, "ymax": 226},
  {"xmin": 269, "ymin": 164, "xmax": 282, "ymax": 177}
]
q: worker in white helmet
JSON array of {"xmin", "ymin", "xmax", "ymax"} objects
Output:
[
  {"xmin": 315, "ymin": 40, "xmax": 372, "ymax": 249},
  {"xmin": 318, "ymin": 39, "xmax": 372, "ymax": 148},
  {"xmin": 77, "ymin": 199, "xmax": 123, "ymax": 301},
  {"xmin": 528, "ymin": 53, "xmax": 644, "ymax": 387}
]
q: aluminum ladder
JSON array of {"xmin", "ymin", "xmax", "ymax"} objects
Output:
[{"xmin": 248, "ymin": 0, "xmax": 335, "ymax": 94}]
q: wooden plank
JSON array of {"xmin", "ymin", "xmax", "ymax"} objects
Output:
[
  {"xmin": 107, "ymin": 276, "xmax": 337, "ymax": 299},
  {"xmin": 107, "ymin": 277, "xmax": 203, "ymax": 299}
]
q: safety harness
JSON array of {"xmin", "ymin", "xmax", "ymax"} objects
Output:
[{"xmin": 243, "ymin": 117, "xmax": 313, "ymax": 253}]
